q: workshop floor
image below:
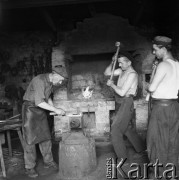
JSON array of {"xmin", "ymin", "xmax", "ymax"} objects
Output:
[{"xmin": 0, "ymin": 130, "xmax": 151, "ymax": 180}]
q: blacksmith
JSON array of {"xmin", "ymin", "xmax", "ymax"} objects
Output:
[
  {"xmin": 104, "ymin": 53, "xmax": 146, "ymax": 163},
  {"xmin": 22, "ymin": 65, "xmax": 68, "ymax": 178},
  {"xmin": 147, "ymin": 36, "xmax": 179, "ymax": 179}
]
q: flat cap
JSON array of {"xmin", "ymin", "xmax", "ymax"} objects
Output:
[
  {"xmin": 52, "ymin": 65, "xmax": 68, "ymax": 79},
  {"xmin": 118, "ymin": 51, "xmax": 134, "ymax": 62},
  {"xmin": 153, "ymin": 36, "xmax": 172, "ymax": 47}
]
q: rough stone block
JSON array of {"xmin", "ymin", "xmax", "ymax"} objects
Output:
[
  {"xmin": 53, "ymin": 99, "xmax": 115, "ymax": 137},
  {"xmin": 52, "ymin": 47, "xmax": 65, "ymax": 67}
]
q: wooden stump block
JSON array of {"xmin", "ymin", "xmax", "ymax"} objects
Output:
[{"xmin": 0, "ymin": 133, "xmax": 6, "ymax": 177}]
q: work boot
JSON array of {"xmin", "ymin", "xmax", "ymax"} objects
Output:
[
  {"xmin": 44, "ymin": 161, "xmax": 58, "ymax": 170},
  {"xmin": 25, "ymin": 168, "xmax": 38, "ymax": 178}
]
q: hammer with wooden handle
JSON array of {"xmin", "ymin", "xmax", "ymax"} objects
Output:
[
  {"xmin": 146, "ymin": 61, "xmax": 158, "ymax": 101},
  {"xmin": 146, "ymin": 60, "xmax": 158, "ymax": 122},
  {"xmin": 110, "ymin": 42, "xmax": 120, "ymax": 81}
]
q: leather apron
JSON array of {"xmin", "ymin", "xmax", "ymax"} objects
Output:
[{"xmin": 22, "ymin": 101, "xmax": 51, "ymax": 145}]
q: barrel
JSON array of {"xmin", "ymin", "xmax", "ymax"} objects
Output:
[{"xmin": 59, "ymin": 131, "xmax": 97, "ymax": 180}]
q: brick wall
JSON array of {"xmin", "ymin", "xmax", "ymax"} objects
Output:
[{"xmin": 0, "ymin": 31, "xmax": 53, "ymax": 101}]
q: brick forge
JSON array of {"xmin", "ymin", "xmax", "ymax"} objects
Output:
[
  {"xmin": 53, "ymin": 99, "xmax": 115, "ymax": 138},
  {"xmin": 51, "ymin": 47, "xmax": 116, "ymax": 139},
  {"xmin": 51, "ymin": 13, "xmax": 154, "ymax": 139}
]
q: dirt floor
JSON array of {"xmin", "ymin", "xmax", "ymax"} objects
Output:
[{"xmin": 0, "ymin": 129, "xmax": 150, "ymax": 180}]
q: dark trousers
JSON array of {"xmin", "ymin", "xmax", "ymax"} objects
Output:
[
  {"xmin": 111, "ymin": 97, "xmax": 146, "ymax": 161},
  {"xmin": 23, "ymin": 139, "xmax": 53, "ymax": 169},
  {"xmin": 147, "ymin": 100, "xmax": 179, "ymax": 178}
]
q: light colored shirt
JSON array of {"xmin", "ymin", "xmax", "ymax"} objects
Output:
[{"xmin": 23, "ymin": 74, "xmax": 53, "ymax": 106}]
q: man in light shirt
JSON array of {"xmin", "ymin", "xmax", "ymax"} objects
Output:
[{"xmin": 22, "ymin": 65, "xmax": 67, "ymax": 178}]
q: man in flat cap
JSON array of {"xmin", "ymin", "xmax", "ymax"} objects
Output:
[
  {"xmin": 147, "ymin": 36, "xmax": 179, "ymax": 179},
  {"xmin": 22, "ymin": 65, "xmax": 68, "ymax": 178},
  {"xmin": 104, "ymin": 53, "xmax": 146, "ymax": 167}
]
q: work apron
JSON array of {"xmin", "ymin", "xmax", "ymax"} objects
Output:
[{"xmin": 22, "ymin": 101, "xmax": 51, "ymax": 145}]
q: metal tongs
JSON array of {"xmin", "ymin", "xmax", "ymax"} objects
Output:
[{"xmin": 0, "ymin": 114, "xmax": 21, "ymax": 123}]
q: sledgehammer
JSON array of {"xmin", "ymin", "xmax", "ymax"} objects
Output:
[{"xmin": 110, "ymin": 41, "xmax": 120, "ymax": 81}]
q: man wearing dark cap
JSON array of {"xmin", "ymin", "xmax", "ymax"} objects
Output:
[
  {"xmin": 147, "ymin": 36, "xmax": 179, "ymax": 179},
  {"xmin": 22, "ymin": 65, "xmax": 68, "ymax": 178},
  {"xmin": 104, "ymin": 54, "xmax": 146, "ymax": 166}
]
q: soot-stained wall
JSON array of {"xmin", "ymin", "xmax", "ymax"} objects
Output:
[{"xmin": 71, "ymin": 54, "xmax": 111, "ymax": 75}]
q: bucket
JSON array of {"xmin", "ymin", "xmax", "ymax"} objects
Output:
[{"xmin": 59, "ymin": 131, "xmax": 97, "ymax": 180}]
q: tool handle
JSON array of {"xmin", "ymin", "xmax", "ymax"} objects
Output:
[
  {"xmin": 8, "ymin": 114, "xmax": 21, "ymax": 120},
  {"xmin": 110, "ymin": 42, "xmax": 120, "ymax": 80},
  {"xmin": 49, "ymin": 112, "xmax": 57, "ymax": 116},
  {"xmin": 145, "ymin": 62, "xmax": 158, "ymax": 101},
  {"xmin": 145, "ymin": 93, "xmax": 150, "ymax": 101}
]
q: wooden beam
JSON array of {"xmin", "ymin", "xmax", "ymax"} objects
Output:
[
  {"xmin": 133, "ymin": 0, "xmax": 148, "ymax": 26},
  {"xmin": 2, "ymin": 0, "xmax": 117, "ymax": 9},
  {"xmin": 40, "ymin": 8, "xmax": 57, "ymax": 32}
]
